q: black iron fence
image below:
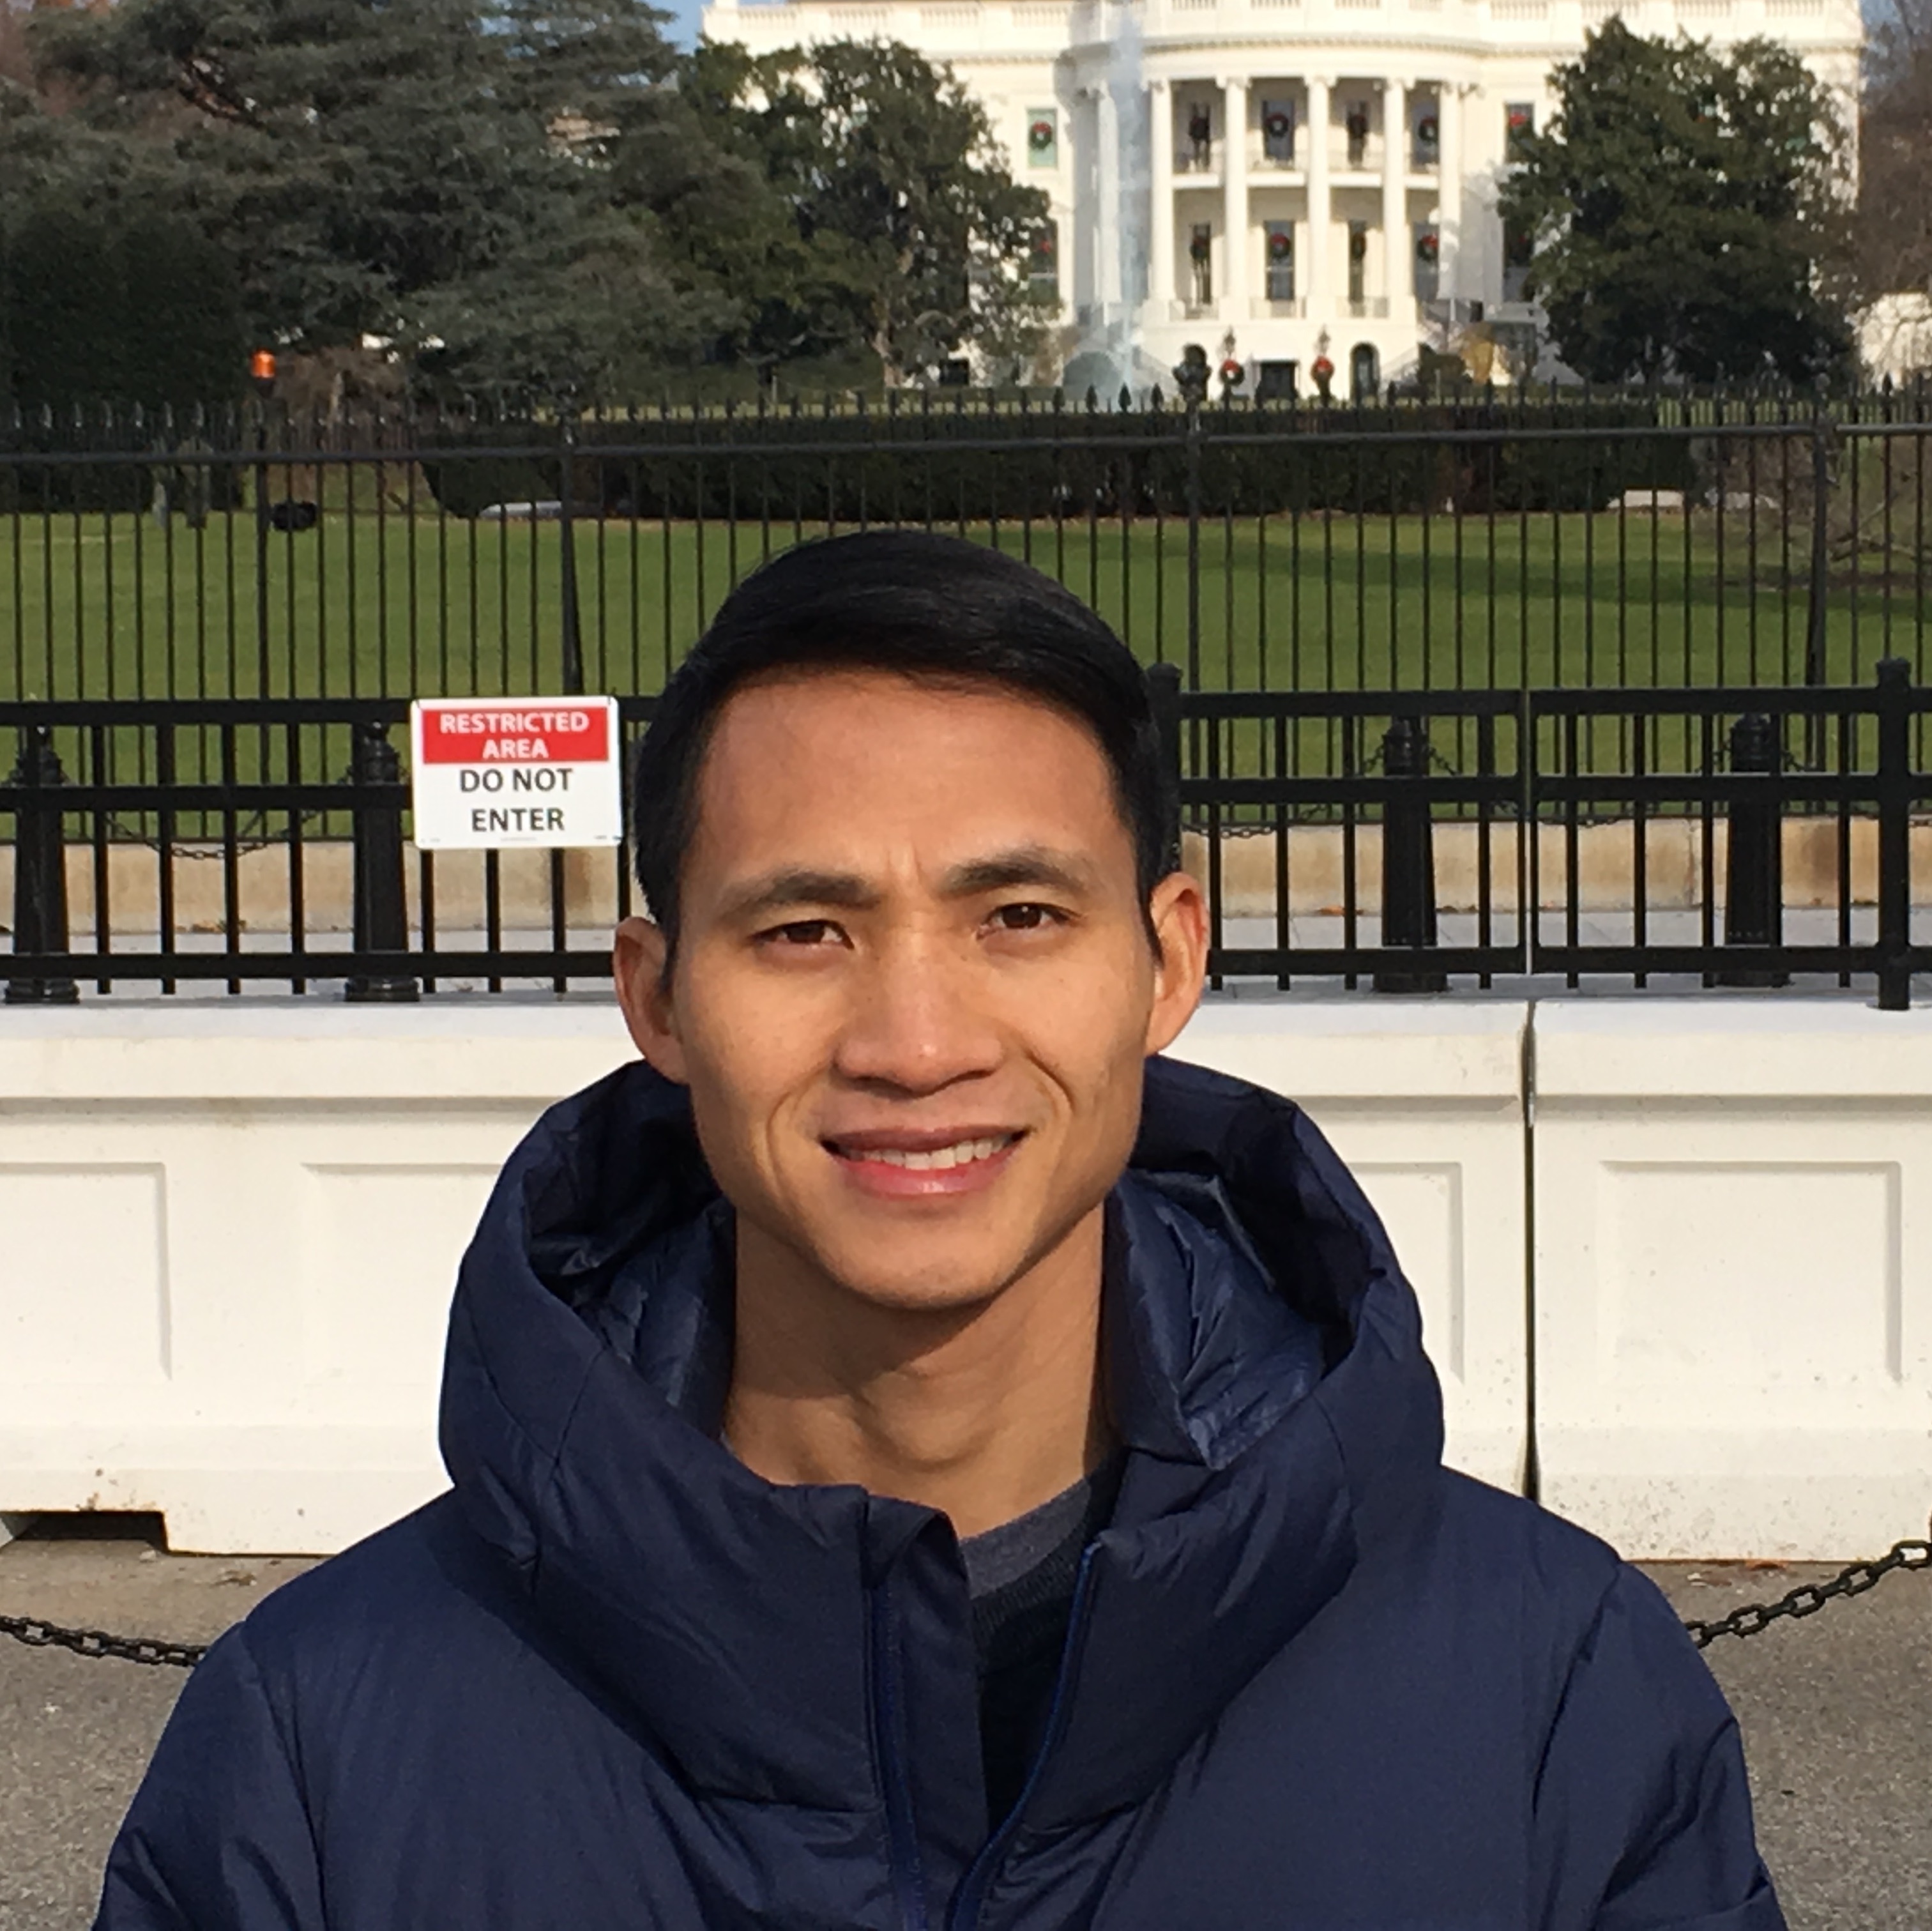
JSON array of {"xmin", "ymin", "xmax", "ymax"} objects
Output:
[
  {"xmin": 5, "ymin": 386, "xmax": 1932, "ymax": 713},
  {"xmin": 6, "ymin": 662, "xmax": 1929, "ymax": 1005}
]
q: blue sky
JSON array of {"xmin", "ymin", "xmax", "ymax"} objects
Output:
[{"xmin": 659, "ymin": 0, "xmax": 704, "ymax": 49}]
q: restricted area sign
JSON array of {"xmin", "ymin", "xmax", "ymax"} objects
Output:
[{"xmin": 410, "ymin": 697, "xmax": 623, "ymax": 850}]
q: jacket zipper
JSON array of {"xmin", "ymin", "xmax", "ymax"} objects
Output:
[
  {"xmin": 870, "ymin": 1568, "xmax": 931, "ymax": 1931},
  {"xmin": 945, "ymin": 1549, "xmax": 1100, "ymax": 1931}
]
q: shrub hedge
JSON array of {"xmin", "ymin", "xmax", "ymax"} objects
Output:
[{"xmin": 413, "ymin": 398, "xmax": 1703, "ymax": 524}]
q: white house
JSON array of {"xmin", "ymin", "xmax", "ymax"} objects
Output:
[{"xmin": 701, "ymin": 0, "xmax": 1862, "ymax": 393}]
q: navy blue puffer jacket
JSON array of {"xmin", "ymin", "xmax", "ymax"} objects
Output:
[{"xmin": 96, "ymin": 1056, "xmax": 1784, "ymax": 1931}]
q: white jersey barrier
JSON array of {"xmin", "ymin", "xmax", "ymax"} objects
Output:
[{"xmin": 0, "ymin": 1000, "xmax": 1927, "ymax": 1559}]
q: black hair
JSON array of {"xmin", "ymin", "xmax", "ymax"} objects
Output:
[{"xmin": 630, "ymin": 530, "xmax": 1176, "ymax": 961}]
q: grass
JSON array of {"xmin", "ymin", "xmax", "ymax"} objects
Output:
[{"xmin": 6, "ymin": 503, "xmax": 1931, "ymax": 705}]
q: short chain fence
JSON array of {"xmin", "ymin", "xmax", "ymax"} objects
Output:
[{"xmin": 3, "ymin": 1529, "xmax": 1928, "ymax": 1672}]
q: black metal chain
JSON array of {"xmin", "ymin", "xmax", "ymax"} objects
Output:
[
  {"xmin": 1681, "ymin": 1536, "xmax": 1931, "ymax": 1649},
  {"xmin": 0, "ymin": 1611, "xmax": 206, "ymax": 1670},
  {"xmin": 3, "ymin": 1533, "xmax": 1927, "ymax": 1673}
]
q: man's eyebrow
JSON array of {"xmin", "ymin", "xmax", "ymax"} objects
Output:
[
  {"xmin": 716, "ymin": 848, "xmax": 1101, "ymax": 923},
  {"xmin": 939, "ymin": 847, "xmax": 1100, "ymax": 898},
  {"xmin": 717, "ymin": 868, "xmax": 879, "ymax": 924}
]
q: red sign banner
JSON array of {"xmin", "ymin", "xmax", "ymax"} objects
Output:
[{"xmin": 416, "ymin": 703, "xmax": 611, "ymax": 765}]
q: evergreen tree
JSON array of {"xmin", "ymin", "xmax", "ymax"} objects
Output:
[
  {"xmin": 665, "ymin": 38, "xmax": 1053, "ymax": 386},
  {"xmin": 29, "ymin": 0, "xmax": 706, "ymax": 385},
  {"xmin": 1499, "ymin": 20, "xmax": 1853, "ymax": 385}
]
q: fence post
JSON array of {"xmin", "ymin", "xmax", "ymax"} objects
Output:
[
  {"xmin": 1718, "ymin": 711, "xmax": 1786, "ymax": 988},
  {"xmin": 4, "ymin": 724, "xmax": 79, "ymax": 1006},
  {"xmin": 557, "ymin": 401, "xmax": 585, "ymax": 697},
  {"xmin": 1147, "ymin": 662, "xmax": 1183, "ymax": 874},
  {"xmin": 1875, "ymin": 657, "xmax": 1912, "ymax": 1012},
  {"xmin": 1802, "ymin": 393, "xmax": 1832, "ymax": 768},
  {"xmin": 345, "ymin": 722, "xmax": 420, "ymax": 1004},
  {"xmin": 1374, "ymin": 714, "xmax": 1447, "ymax": 994}
]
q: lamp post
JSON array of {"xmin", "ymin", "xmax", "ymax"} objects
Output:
[{"xmin": 250, "ymin": 350, "xmax": 277, "ymax": 698}]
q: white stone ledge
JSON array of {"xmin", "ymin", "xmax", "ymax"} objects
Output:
[
  {"xmin": 0, "ymin": 1000, "xmax": 637, "ymax": 1104},
  {"xmin": 1533, "ymin": 1000, "xmax": 1932, "ymax": 1100}
]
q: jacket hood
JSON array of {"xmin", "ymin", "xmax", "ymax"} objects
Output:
[{"xmin": 439, "ymin": 1053, "xmax": 1444, "ymax": 1847}]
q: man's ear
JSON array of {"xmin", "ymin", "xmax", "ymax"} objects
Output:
[
  {"xmin": 1143, "ymin": 869, "xmax": 1208, "ymax": 1057},
  {"xmin": 612, "ymin": 917, "xmax": 690, "ymax": 1083}
]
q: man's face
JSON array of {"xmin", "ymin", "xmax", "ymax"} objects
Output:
[{"xmin": 613, "ymin": 669, "xmax": 1206, "ymax": 1316}]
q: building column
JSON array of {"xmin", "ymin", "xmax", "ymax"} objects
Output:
[
  {"xmin": 1305, "ymin": 75, "xmax": 1332, "ymax": 317},
  {"xmin": 1150, "ymin": 78, "xmax": 1174, "ymax": 314},
  {"xmin": 1098, "ymin": 86, "xmax": 1121, "ymax": 312},
  {"xmin": 1437, "ymin": 80, "xmax": 1462, "ymax": 303},
  {"xmin": 1381, "ymin": 76, "xmax": 1409, "ymax": 318},
  {"xmin": 1222, "ymin": 75, "xmax": 1250, "ymax": 320}
]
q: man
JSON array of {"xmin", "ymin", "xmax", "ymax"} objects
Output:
[{"xmin": 98, "ymin": 531, "xmax": 1782, "ymax": 1930}]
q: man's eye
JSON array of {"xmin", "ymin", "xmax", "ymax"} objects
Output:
[
  {"xmin": 762, "ymin": 919, "xmax": 842, "ymax": 948},
  {"xmin": 989, "ymin": 903, "xmax": 1063, "ymax": 933}
]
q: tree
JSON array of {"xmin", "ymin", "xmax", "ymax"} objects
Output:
[
  {"xmin": 27, "ymin": 0, "xmax": 710, "ymax": 388},
  {"xmin": 1499, "ymin": 20, "xmax": 1853, "ymax": 386},
  {"xmin": 666, "ymin": 38, "xmax": 1053, "ymax": 386},
  {"xmin": 1858, "ymin": 0, "xmax": 1932, "ymax": 305}
]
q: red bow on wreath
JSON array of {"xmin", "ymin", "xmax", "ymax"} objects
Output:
[
  {"xmin": 1416, "ymin": 231, "xmax": 1440, "ymax": 263},
  {"xmin": 1220, "ymin": 358, "xmax": 1245, "ymax": 385},
  {"xmin": 1416, "ymin": 115, "xmax": 1439, "ymax": 146},
  {"xmin": 1029, "ymin": 119, "xmax": 1055, "ymax": 150},
  {"xmin": 1263, "ymin": 110, "xmax": 1291, "ymax": 140},
  {"xmin": 1268, "ymin": 231, "xmax": 1293, "ymax": 260}
]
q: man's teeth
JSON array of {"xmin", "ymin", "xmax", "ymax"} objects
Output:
[{"xmin": 858, "ymin": 1136, "xmax": 1009, "ymax": 1170}]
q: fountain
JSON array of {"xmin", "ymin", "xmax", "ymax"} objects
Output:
[{"xmin": 1060, "ymin": 0, "xmax": 1166, "ymax": 406}]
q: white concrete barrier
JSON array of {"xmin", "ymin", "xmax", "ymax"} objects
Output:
[
  {"xmin": 1533, "ymin": 1003, "xmax": 1932, "ymax": 1561},
  {"xmin": 0, "ymin": 1005, "xmax": 635, "ymax": 1553},
  {"xmin": 6, "ymin": 995, "xmax": 1927, "ymax": 1560},
  {"xmin": 1168, "ymin": 1001, "xmax": 1530, "ymax": 1496}
]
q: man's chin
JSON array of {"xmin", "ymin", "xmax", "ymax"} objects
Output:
[{"xmin": 805, "ymin": 1244, "xmax": 1023, "ymax": 1319}]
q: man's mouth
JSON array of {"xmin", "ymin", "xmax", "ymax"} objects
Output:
[
  {"xmin": 835, "ymin": 1134, "xmax": 1016, "ymax": 1172},
  {"xmin": 822, "ymin": 1130, "xmax": 1025, "ymax": 1194}
]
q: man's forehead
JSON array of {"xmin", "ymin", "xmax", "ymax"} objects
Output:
[
  {"xmin": 699, "ymin": 669, "xmax": 1116, "ymax": 800},
  {"xmin": 686, "ymin": 669, "xmax": 1131, "ymax": 883}
]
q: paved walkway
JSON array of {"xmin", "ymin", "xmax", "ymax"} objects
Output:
[{"xmin": 1, "ymin": 1527, "xmax": 1926, "ymax": 1929}]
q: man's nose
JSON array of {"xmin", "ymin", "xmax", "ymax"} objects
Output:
[{"xmin": 832, "ymin": 935, "xmax": 1003, "ymax": 1095}]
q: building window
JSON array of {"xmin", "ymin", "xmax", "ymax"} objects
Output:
[
  {"xmin": 1261, "ymin": 98, "xmax": 1295, "ymax": 165},
  {"xmin": 1189, "ymin": 222, "xmax": 1214, "ymax": 305},
  {"xmin": 1414, "ymin": 224, "xmax": 1440, "ymax": 302},
  {"xmin": 1344, "ymin": 100, "xmax": 1371, "ymax": 168},
  {"xmin": 1350, "ymin": 342, "xmax": 1381, "ymax": 401},
  {"xmin": 1026, "ymin": 109, "xmax": 1058, "ymax": 170},
  {"xmin": 1185, "ymin": 101, "xmax": 1213, "ymax": 170},
  {"xmin": 1503, "ymin": 221, "xmax": 1533, "ymax": 302},
  {"xmin": 1265, "ymin": 222, "xmax": 1295, "ymax": 301},
  {"xmin": 1505, "ymin": 102, "xmax": 1535, "ymax": 162},
  {"xmin": 1256, "ymin": 360, "xmax": 1298, "ymax": 401},
  {"xmin": 1348, "ymin": 220, "xmax": 1368, "ymax": 305},
  {"xmin": 1413, "ymin": 101, "xmax": 1440, "ymax": 171},
  {"xmin": 1028, "ymin": 222, "xmax": 1059, "ymax": 298}
]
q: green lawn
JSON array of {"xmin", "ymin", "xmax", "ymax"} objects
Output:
[{"xmin": 6, "ymin": 505, "xmax": 1928, "ymax": 704}]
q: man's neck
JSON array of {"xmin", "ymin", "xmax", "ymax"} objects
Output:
[{"xmin": 721, "ymin": 1210, "xmax": 1111, "ymax": 1539}]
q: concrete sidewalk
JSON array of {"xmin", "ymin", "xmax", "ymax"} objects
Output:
[{"xmin": 1, "ymin": 1527, "xmax": 1926, "ymax": 1930}]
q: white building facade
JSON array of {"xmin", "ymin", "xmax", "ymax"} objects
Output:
[{"xmin": 701, "ymin": 0, "xmax": 1861, "ymax": 393}]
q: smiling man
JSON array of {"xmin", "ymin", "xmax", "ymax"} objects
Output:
[{"xmin": 97, "ymin": 532, "xmax": 1783, "ymax": 1931}]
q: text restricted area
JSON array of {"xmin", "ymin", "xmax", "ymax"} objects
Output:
[{"xmin": 410, "ymin": 698, "xmax": 624, "ymax": 849}]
